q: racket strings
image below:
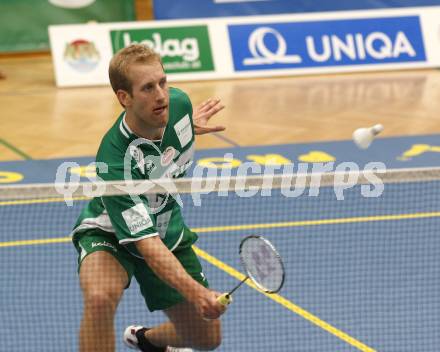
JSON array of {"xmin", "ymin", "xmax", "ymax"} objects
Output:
[{"xmin": 240, "ymin": 236, "xmax": 285, "ymax": 293}]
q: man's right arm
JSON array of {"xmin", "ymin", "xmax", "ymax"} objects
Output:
[
  {"xmin": 135, "ymin": 236, "xmax": 225, "ymax": 319},
  {"xmin": 97, "ymin": 156, "xmax": 224, "ymax": 317}
]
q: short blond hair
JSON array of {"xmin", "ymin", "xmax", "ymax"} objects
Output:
[{"xmin": 108, "ymin": 44, "xmax": 162, "ymax": 94}]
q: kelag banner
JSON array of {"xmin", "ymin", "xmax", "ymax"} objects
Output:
[
  {"xmin": 110, "ymin": 26, "xmax": 215, "ymax": 74},
  {"xmin": 153, "ymin": 0, "xmax": 440, "ymax": 19},
  {"xmin": 0, "ymin": 0, "xmax": 135, "ymax": 52}
]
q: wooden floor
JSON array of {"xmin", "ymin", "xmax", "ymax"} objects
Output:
[{"xmin": 1, "ymin": 54, "xmax": 440, "ymax": 161}]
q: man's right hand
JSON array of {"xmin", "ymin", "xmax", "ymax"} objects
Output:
[
  {"xmin": 191, "ymin": 287, "xmax": 227, "ymax": 320},
  {"xmin": 136, "ymin": 237, "xmax": 227, "ymax": 320}
]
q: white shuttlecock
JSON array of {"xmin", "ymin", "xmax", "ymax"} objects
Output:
[{"xmin": 353, "ymin": 124, "xmax": 384, "ymax": 149}]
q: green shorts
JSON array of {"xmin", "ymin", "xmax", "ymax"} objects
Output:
[{"xmin": 73, "ymin": 228, "xmax": 208, "ymax": 311}]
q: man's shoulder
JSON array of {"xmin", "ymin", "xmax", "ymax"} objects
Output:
[
  {"xmin": 96, "ymin": 113, "xmax": 126, "ymax": 163},
  {"xmin": 168, "ymin": 87, "xmax": 193, "ymax": 137},
  {"xmin": 169, "ymin": 87, "xmax": 191, "ymax": 112}
]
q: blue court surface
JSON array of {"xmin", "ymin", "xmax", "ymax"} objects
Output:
[{"xmin": 1, "ymin": 137, "xmax": 440, "ymax": 351}]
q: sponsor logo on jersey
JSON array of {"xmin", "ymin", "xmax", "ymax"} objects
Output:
[
  {"xmin": 155, "ymin": 210, "xmax": 172, "ymax": 239},
  {"xmin": 91, "ymin": 241, "xmax": 117, "ymax": 252},
  {"xmin": 129, "ymin": 146, "xmax": 146, "ymax": 174},
  {"xmin": 169, "ymin": 161, "xmax": 193, "ymax": 178},
  {"xmin": 228, "ymin": 16, "xmax": 426, "ymax": 71},
  {"xmin": 63, "ymin": 39, "xmax": 100, "ymax": 73},
  {"xmin": 122, "ymin": 203, "xmax": 154, "ymax": 234},
  {"xmin": 161, "ymin": 146, "xmax": 176, "ymax": 166},
  {"xmin": 145, "ymin": 159, "xmax": 157, "ymax": 175},
  {"xmin": 110, "ymin": 26, "xmax": 215, "ymax": 73},
  {"xmin": 174, "ymin": 114, "xmax": 192, "ymax": 148}
]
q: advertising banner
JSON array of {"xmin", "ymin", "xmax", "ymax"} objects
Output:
[
  {"xmin": 0, "ymin": 0, "xmax": 134, "ymax": 52},
  {"xmin": 49, "ymin": 6, "xmax": 440, "ymax": 87},
  {"xmin": 228, "ymin": 16, "xmax": 427, "ymax": 71},
  {"xmin": 110, "ymin": 26, "xmax": 215, "ymax": 74},
  {"xmin": 153, "ymin": 0, "xmax": 440, "ymax": 19}
]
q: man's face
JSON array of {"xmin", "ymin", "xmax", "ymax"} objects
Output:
[{"xmin": 124, "ymin": 60, "xmax": 169, "ymax": 130}]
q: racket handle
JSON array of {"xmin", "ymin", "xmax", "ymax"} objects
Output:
[{"xmin": 217, "ymin": 293, "xmax": 232, "ymax": 306}]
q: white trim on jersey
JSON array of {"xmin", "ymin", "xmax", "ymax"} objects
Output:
[
  {"xmin": 122, "ymin": 113, "xmax": 133, "ymax": 135},
  {"xmin": 169, "ymin": 229, "xmax": 184, "ymax": 252},
  {"xmin": 70, "ymin": 211, "xmax": 114, "ymax": 237},
  {"xmin": 79, "ymin": 242, "xmax": 87, "ymax": 262},
  {"xmin": 121, "ymin": 113, "xmax": 165, "ymax": 143},
  {"xmin": 119, "ymin": 232, "xmax": 160, "ymax": 245},
  {"xmin": 119, "ymin": 121, "xmax": 130, "ymax": 138}
]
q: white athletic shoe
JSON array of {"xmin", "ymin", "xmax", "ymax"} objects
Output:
[
  {"xmin": 123, "ymin": 325, "xmax": 145, "ymax": 350},
  {"xmin": 123, "ymin": 325, "xmax": 193, "ymax": 352}
]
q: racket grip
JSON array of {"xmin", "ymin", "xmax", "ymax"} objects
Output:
[{"xmin": 217, "ymin": 293, "xmax": 232, "ymax": 306}]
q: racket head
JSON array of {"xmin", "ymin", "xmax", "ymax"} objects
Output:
[{"xmin": 239, "ymin": 235, "xmax": 285, "ymax": 293}]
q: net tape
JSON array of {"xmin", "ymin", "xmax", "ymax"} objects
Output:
[{"xmin": 1, "ymin": 167, "xmax": 440, "ymax": 201}]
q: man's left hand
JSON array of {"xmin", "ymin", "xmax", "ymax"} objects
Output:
[{"xmin": 193, "ymin": 98, "xmax": 226, "ymax": 135}]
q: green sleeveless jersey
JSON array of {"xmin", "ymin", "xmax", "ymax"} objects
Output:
[{"xmin": 71, "ymin": 87, "xmax": 196, "ymax": 257}]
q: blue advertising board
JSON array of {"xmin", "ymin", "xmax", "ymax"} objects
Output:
[
  {"xmin": 153, "ymin": 0, "xmax": 440, "ymax": 19},
  {"xmin": 228, "ymin": 16, "xmax": 426, "ymax": 71},
  {"xmin": 2, "ymin": 134, "xmax": 440, "ymax": 184}
]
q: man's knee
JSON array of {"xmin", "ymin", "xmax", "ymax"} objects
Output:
[
  {"xmin": 79, "ymin": 251, "xmax": 128, "ymax": 318},
  {"xmin": 83, "ymin": 289, "xmax": 121, "ymax": 317},
  {"xmin": 200, "ymin": 335, "xmax": 221, "ymax": 351},
  {"xmin": 196, "ymin": 321, "xmax": 222, "ymax": 351}
]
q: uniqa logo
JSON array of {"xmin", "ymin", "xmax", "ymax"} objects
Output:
[
  {"xmin": 122, "ymin": 32, "xmax": 199, "ymax": 62},
  {"xmin": 243, "ymin": 26, "xmax": 417, "ymax": 66},
  {"xmin": 129, "ymin": 219, "xmax": 150, "ymax": 233},
  {"xmin": 244, "ymin": 27, "xmax": 302, "ymax": 65}
]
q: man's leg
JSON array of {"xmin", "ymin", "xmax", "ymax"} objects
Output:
[
  {"xmin": 79, "ymin": 251, "xmax": 128, "ymax": 352},
  {"xmin": 125, "ymin": 240, "xmax": 222, "ymax": 351},
  {"xmin": 145, "ymin": 300, "xmax": 222, "ymax": 351}
]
